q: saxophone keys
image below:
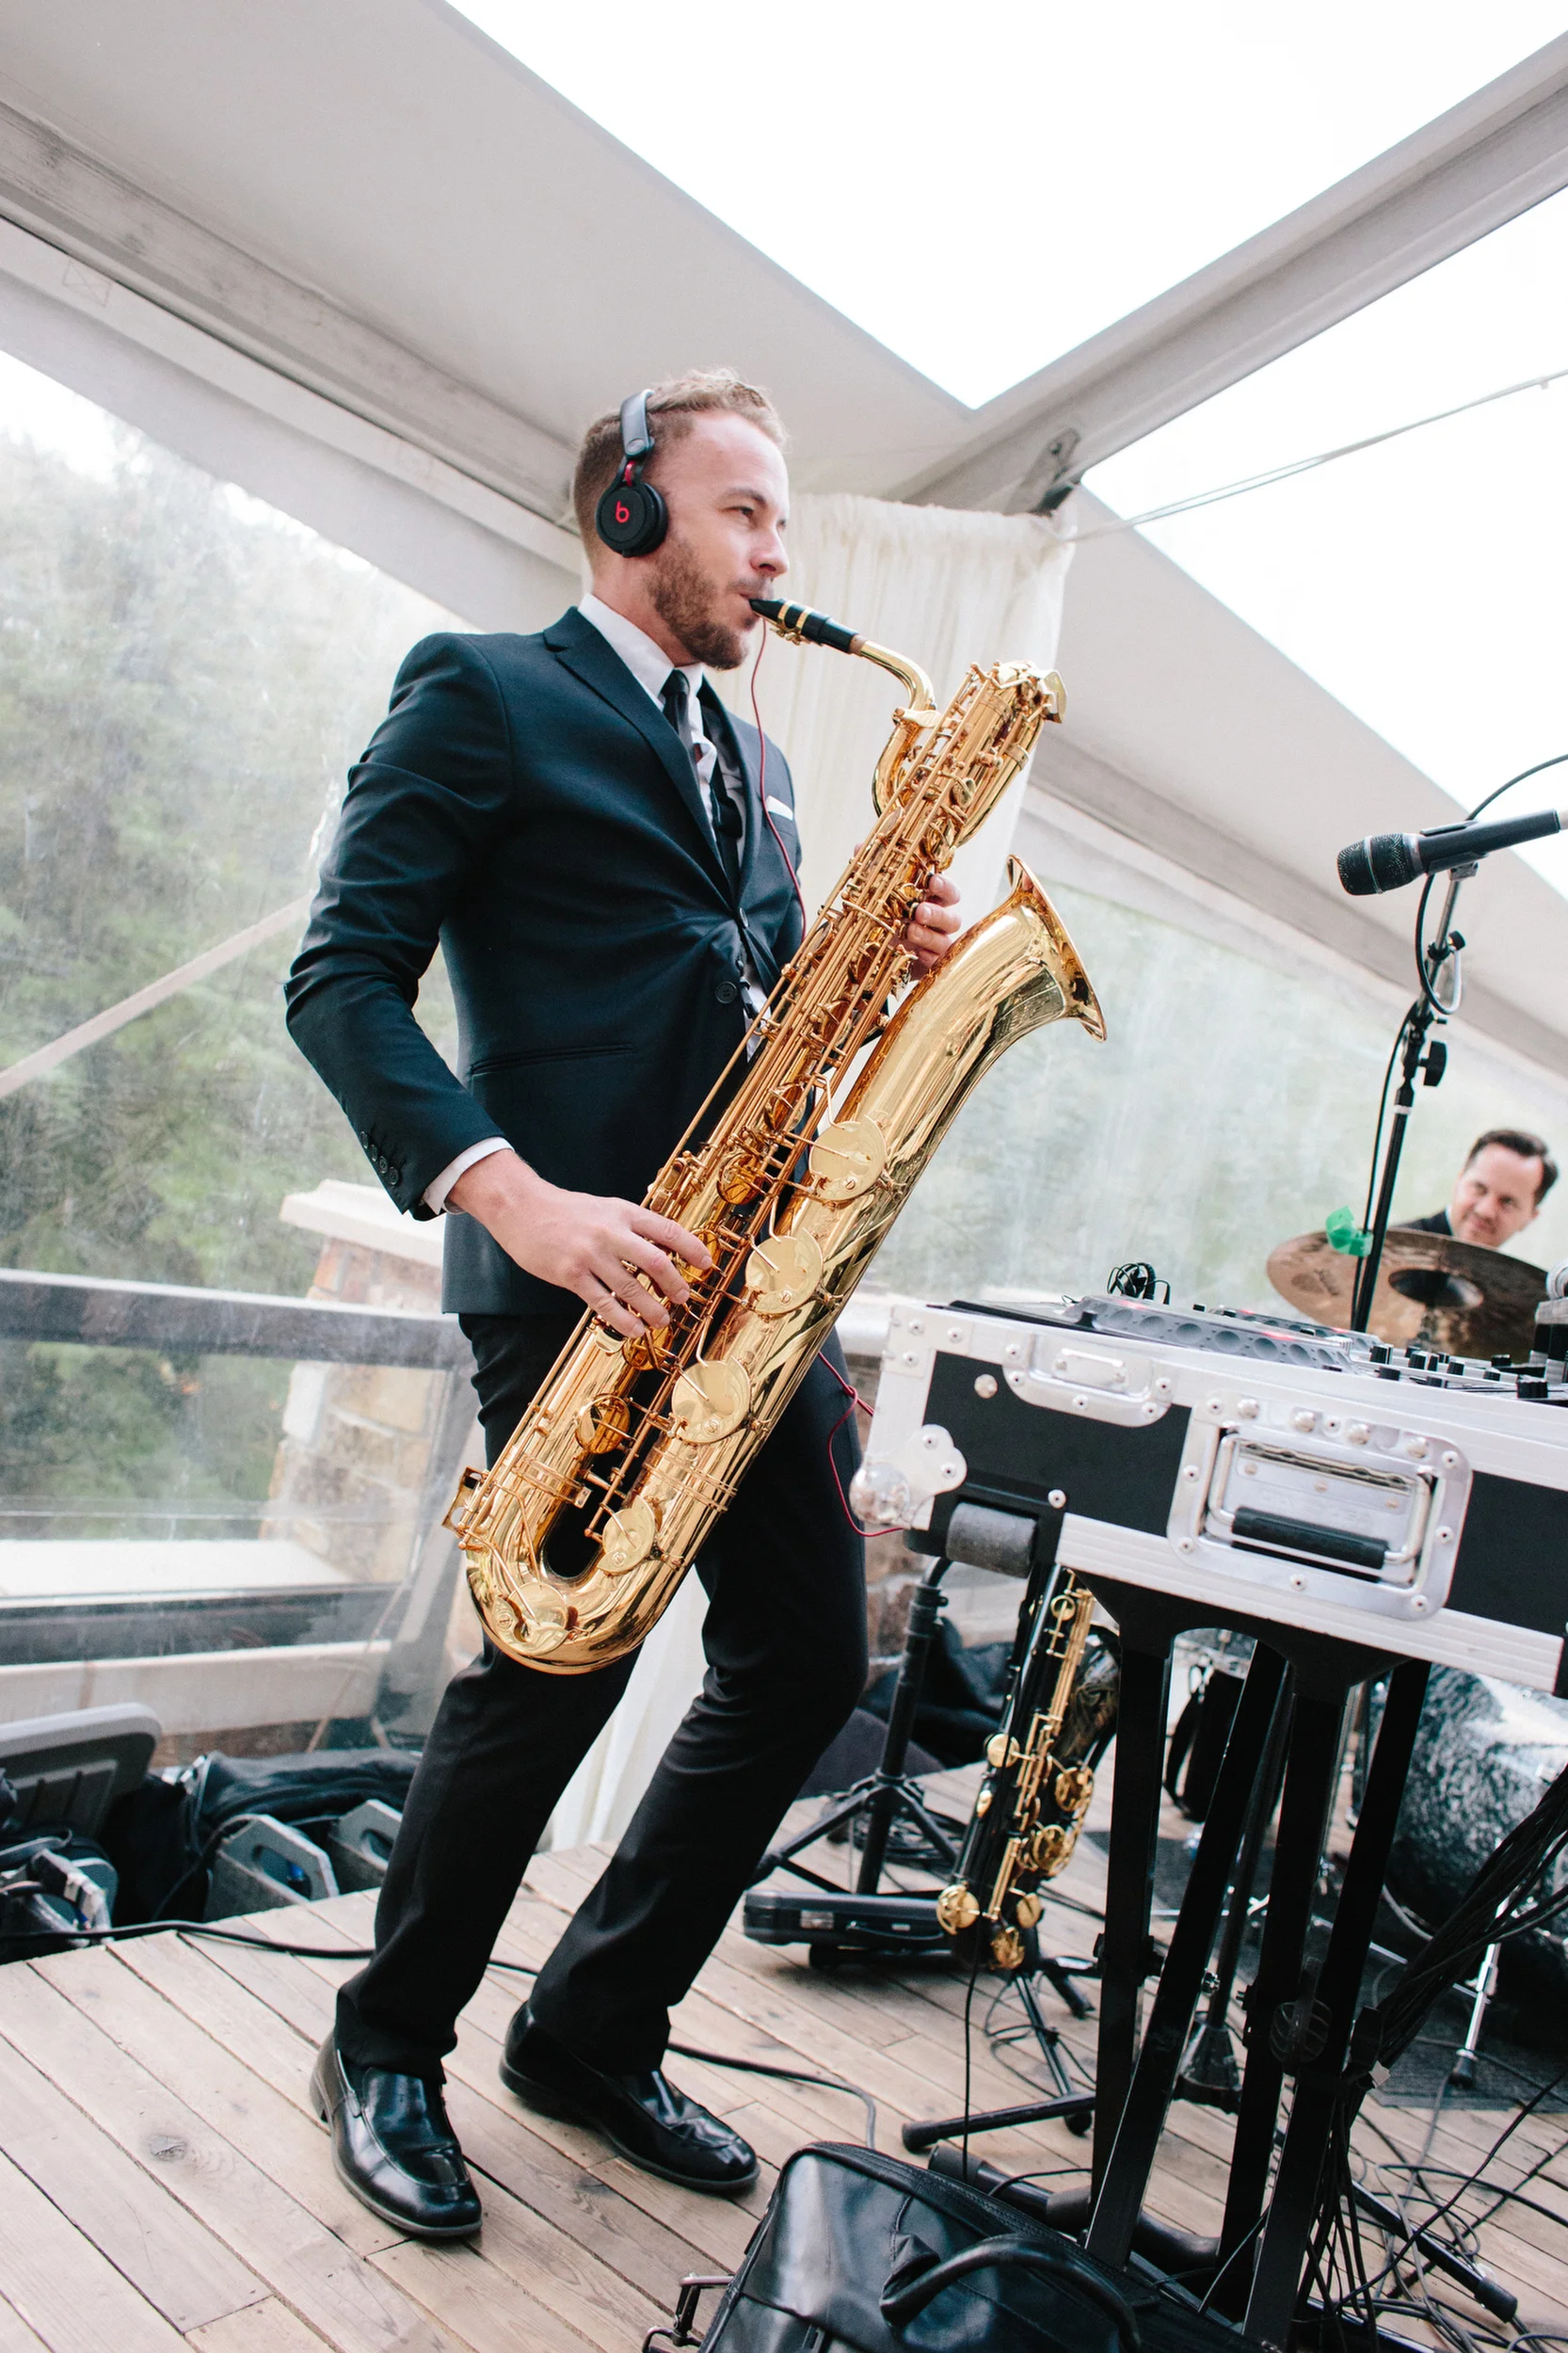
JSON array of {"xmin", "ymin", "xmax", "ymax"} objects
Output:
[
  {"xmin": 744, "ymin": 1230, "xmax": 824, "ymax": 1317},
  {"xmin": 1014, "ymin": 1892, "xmax": 1043, "ymax": 1929},
  {"xmin": 600, "ymin": 1496, "xmax": 660, "ymax": 1577},
  {"xmin": 936, "ymin": 1883, "xmax": 979, "ymax": 1936},
  {"xmin": 808, "ymin": 1116, "xmax": 886, "ymax": 1202},
  {"xmin": 990, "ymin": 1926, "xmax": 1026, "ymax": 1973},
  {"xmin": 670, "ymin": 1358, "xmax": 752, "ymax": 1444},
  {"xmin": 574, "ymin": 1398, "xmax": 631, "ymax": 1454},
  {"xmin": 717, "ymin": 1148, "xmax": 767, "ymax": 1204}
]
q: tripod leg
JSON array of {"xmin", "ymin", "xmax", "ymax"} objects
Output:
[
  {"xmin": 1215, "ymin": 1684, "xmax": 1348, "ymax": 2303},
  {"xmin": 856, "ymin": 1558, "xmax": 950, "ymax": 1893},
  {"xmin": 1178, "ymin": 1673, "xmax": 1293, "ymax": 2105},
  {"xmin": 1450, "ymin": 1942, "xmax": 1500, "ymax": 2090},
  {"xmin": 1036, "ymin": 1950, "xmax": 1094, "ymax": 2021},
  {"xmin": 1243, "ymin": 1660, "xmax": 1430, "ymax": 2351},
  {"xmin": 1085, "ymin": 1643, "xmax": 1288, "ymax": 2268},
  {"xmin": 1014, "ymin": 1969, "xmax": 1075, "ymax": 2097},
  {"xmin": 1091, "ymin": 1635, "xmax": 1173, "ymax": 2198}
]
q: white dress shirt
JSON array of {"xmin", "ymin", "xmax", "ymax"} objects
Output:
[{"xmin": 423, "ymin": 597, "xmax": 761, "ymax": 1213}]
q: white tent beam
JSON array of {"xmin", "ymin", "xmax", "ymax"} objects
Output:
[
  {"xmin": 905, "ymin": 33, "xmax": 1568, "ymax": 513},
  {"xmin": 0, "ymin": 94, "xmax": 575, "ymax": 525}
]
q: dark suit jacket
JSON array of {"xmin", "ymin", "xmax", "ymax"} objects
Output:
[
  {"xmin": 284, "ymin": 610, "xmax": 804, "ymax": 1316},
  {"xmin": 1397, "ymin": 1210, "xmax": 1454, "ymax": 1235}
]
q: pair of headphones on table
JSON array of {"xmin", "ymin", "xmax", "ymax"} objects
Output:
[{"xmin": 594, "ymin": 390, "xmax": 669, "ymax": 557}]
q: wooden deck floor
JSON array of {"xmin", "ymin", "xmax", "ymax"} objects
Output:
[{"xmin": 3, "ymin": 1774, "xmax": 1567, "ymax": 2351}]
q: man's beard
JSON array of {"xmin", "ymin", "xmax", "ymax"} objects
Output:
[{"xmin": 647, "ymin": 535, "xmax": 752, "ymax": 669}]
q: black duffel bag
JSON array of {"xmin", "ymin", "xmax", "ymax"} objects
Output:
[{"xmin": 653, "ymin": 2142, "xmax": 1142, "ymax": 2353}]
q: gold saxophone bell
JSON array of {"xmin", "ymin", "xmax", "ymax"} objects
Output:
[{"xmin": 449, "ymin": 601, "xmax": 1104, "ymax": 1673}]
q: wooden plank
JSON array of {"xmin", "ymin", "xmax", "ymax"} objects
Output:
[
  {"xmin": 0, "ymin": 2300, "xmax": 50, "ymax": 2353},
  {"xmin": 370, "ymin": 2243, "xmax": 594, "ymax": 2353},
  {"xmin": 0, "ymin": 2145, "xmax": 186, "ymax": 2353},
  {"xmin": 0, "ymin": 2035, "xmax": 267, "ymax": 2334},
  {"xmin": 186, "ymin": 2305, "xmax": 331, "ymax": 2353},
  {"xmin": 393, "ymin": 2177, "xmax": 662, "ymax": 2353},
  {"xmin": 28, "ymin": 1951, "xmax": 393, "ymax": 2258},
  {"xmin": 129, "ymin": 1927, "xmax": 724, "ymax": 2315},
  {"xmin": 185, "ymin": 1914, "xmax": 756, "ymax": 2275},
  {"xmin": 0, "ymin": 1967, "xmax": 456, "ymax": 2353}
]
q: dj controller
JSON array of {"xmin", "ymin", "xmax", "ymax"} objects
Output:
[{"xmin": 856, "ymin": 1291, "xmax": 1568, "ymax": 1694}]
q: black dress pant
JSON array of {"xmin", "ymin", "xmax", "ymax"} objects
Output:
[{"xmin": 336, "ymin": 1311, "xmax": 866, "ymax": 2080}]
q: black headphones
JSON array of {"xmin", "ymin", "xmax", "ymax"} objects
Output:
[{"xmin": 594, "ymin": 390, "xmax": 668, "ymax": 557}]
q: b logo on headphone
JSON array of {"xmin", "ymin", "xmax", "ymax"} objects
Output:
[{"xmin": 595, "ymin": 391, "xmax": 669, "ymax": 558}]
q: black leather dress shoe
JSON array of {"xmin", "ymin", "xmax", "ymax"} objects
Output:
[
  {"xmin": 500, "ymin": 2004, "xmax": 758, "ymax": 2195},
  {"xmin": 312, "ymin": 2036, "xmax": 482, "ymax": 2239}
]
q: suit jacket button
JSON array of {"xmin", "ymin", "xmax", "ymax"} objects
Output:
[{"xmin": 714, "ymin": 980, "xmax": 739, "ymax": 1004}]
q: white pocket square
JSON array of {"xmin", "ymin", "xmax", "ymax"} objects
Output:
[{"xmin": 765, "ymin": 796, "xmax": 795, "ymax": 822}]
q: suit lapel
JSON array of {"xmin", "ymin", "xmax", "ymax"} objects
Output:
[{"xmin": 543, "ymin": 610, "xmax": 728, "ymax": 893}]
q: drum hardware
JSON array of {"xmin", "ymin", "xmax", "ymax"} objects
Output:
[
  {"xmin": 1348, "ymin": 860, "xmax": 1471, "ymax": 1332},
  {"xmin": 1269, "ymin": 1226, "xmax": 1546, "ymax": 1364},
  {"xmin": 1449, "ymin": 1940, "xmax": 1501, "ymax": 2089},
  {"xmin": 745, "ymin": 1500, "xmax": 1098, "ymax": 2103}
]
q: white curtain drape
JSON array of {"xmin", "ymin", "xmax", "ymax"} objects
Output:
[
  {"xmin": 715, "ymin": 491, "xmax": 1073, "ymax": 918},
  {"xmin": 543, "ymin": 492, "xmax": 1070, "ymax": 1853}
]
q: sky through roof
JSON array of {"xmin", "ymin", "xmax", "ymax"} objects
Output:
[{"xmin": 456, "ymin": 0, "xmax": 1568, "ymax": 408}]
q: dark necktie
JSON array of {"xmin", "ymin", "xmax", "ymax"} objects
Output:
[{"xmin": 662, "ymin": 669, "xmax": 742, "ymax": 890}]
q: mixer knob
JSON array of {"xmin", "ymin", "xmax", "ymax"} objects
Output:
[{"xmin": 1518, "ymin": 1375, "xmax": 1550, "ymax": 1401}]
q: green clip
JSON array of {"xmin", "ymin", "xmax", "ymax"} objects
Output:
[{"xmin": 1324, "ymin": 1207, "xmax": 1372, "ymax": 1257}]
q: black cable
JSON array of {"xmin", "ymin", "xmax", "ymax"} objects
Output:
[
  {"xmin": 0, "ymin": 1914, "xmax": 377, "ymax": 1960},
  {"xmin": 3, "ymin": 1913, "xmax": 888, "ymax": 2146},
  {"xmin": 487, "ymin": 1953, "xmax": 882, "ymax": 2144},
  {"xmin": 1464, "ymin": 751, "xmax": 1568, "ymax": 825},
  {"xmin": 959, "ymin": 1942, "xmax": 984, "ymax": 2174}
]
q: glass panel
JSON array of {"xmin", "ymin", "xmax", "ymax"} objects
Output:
[
  {"xmin": 1086, "ymin": 184, "xmax": 1568, "ymax": 880},
  {"xmin": 0, "ymin": 352, "xmax": 477, "ymax": 1736},
  {"xmin": 874, "ymin": 878, "xmax": 1568, "ymax": 1314}
]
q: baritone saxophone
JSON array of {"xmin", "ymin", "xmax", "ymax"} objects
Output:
[{"xmin": 446, "ymin": 595, "xmax": 1106, "ymax": 1673}]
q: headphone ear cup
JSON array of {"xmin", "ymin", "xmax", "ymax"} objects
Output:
[{"xmin": 595, "ymin": 473, "xmax": 668, "ymax": 557}]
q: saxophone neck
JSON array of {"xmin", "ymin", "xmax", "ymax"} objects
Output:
[{"xmin": 750, "ymin": 596, "xmax": 937, "ymax": 723}]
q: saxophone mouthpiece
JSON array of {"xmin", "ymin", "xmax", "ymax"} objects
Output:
[{"xmin": 750, "ymin": 597, "xmax": 862, "ymax": 656}]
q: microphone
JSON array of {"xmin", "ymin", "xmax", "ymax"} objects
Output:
[{"xmin": 1337, "ymin": 805, "xmax": 1564, "ymax": 895}]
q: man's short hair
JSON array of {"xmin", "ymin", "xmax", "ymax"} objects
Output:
[
  {"xmin": 573, "ymin": 369, "xmax": 786, "ymax": 549},
  {"xmin": 1464, "ymin": 1128, "xmax": 1559, "ymax": 1205}
]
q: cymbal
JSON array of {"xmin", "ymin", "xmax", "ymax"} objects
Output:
[{"xmin": 1267, "ymin": 1227, "xmax": 1546, "ymax": 1360}]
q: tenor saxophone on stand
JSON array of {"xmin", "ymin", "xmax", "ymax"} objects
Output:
[
  {"xmin": 937, "ymin": 1568, "xmax": 1120, "ymax": 1969},
  {"xmin": 446, "ymin": 597, "xmax": 1106, "ymax": 1673}
]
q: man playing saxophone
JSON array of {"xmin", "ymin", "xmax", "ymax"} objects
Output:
[{"xmin": 285, "ymin": 370, "xmax": 960, "ymax": 2236}]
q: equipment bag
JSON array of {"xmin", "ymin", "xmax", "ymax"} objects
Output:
[{"xmin": 661, "ymin": 2141, "xmax": 1142, "ymax": 2353}]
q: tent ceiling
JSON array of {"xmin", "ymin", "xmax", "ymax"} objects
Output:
[
  {"xmin": 0, "ymin": 0, "xmax": 1565, "ymax": 1072},
  {"xmin": 1, "ymin": 4, "xmax": 1564, "ymax": 520}
]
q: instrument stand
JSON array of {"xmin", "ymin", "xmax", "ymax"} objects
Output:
[
  {"xmin": 1175, "ymin": 1673, "xmax": 1294, "ymax": 2112},
  {"xmin": 756, "ymin": 1549, "xmax": 1097, "ymax": 2114},
  {"xmin": 1078, "ymin": 1580, "xmax": 1427, "ymax": 2353},
  {"xmin": 1449, "ymin": 1940, "xmax": 1501, "ymax": 2089},
  {"xmin": 756, "ymin": 1552, "xmax": 965, "ymax": 1900},
  {"xmin": 1351, "ymin": 865, "xmax": 1471, "ymax": 1332}
]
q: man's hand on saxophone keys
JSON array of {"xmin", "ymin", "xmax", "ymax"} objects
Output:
[
  {"xmin": 446, "ymin": 1149, "xmax": 712, "ymax": 1337},
  {"xmin": 903, "ymin": 870, "xmax": 961, "ymax": 970}
]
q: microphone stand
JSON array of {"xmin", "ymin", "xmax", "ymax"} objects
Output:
[{"xmin": 1350, "ymin": 865, "xmax": 1474, "ymax": 1332}]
